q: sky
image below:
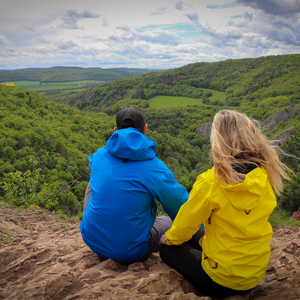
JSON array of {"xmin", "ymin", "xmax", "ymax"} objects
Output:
[{"xmin": 0, "ymin": 0, "xmax": 300, "ymax": 70}]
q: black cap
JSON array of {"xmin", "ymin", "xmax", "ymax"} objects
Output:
[{"xmin": 116, "ymin": 106, "xmax": 145, "ymax": 131}]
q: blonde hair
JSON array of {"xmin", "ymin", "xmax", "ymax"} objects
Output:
[{"xmin": 211, "ymin": 110, "xmax": 292, "ymax": 195}]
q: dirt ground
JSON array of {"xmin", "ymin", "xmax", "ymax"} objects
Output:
[{"xmin": 1, "ymin": 204, "xmax": 300, "ymax": 300}]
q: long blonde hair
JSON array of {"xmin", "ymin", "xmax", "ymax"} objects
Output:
[{"xmin": 211, "ymin": 110, "xmax": 292, "ymax": 194}]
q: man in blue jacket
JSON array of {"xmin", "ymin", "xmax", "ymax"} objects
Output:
[{"xmin": 80, "ymin": 106, "xmax": 189, "ymax": 264}]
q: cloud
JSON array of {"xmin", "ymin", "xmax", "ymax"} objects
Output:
[
  {"xmin": 61, "ymin": 9, "xmax": 100, "ymax": 30},
  {"xmin": 114, "ymin": 27, "xmax": 182, "ymax": 45},
  {"xmin": 22, "ymin": 26, "xmax": 35, "ymax": 32},
  {"xmin": 37, "ymin": 38, "xmax": 51, "ymax": 44},
  {"xmin": 1, "ymin": 0, "xmax": 300, "ymax": 70},
  {"xmin": 243, "ymin": 12, "xmax": 253, "ymax": 21},
  {"xmin": 183, "ymin": 5, "xmax": 300, "ymax": 55},
  {"xmin": 139, "ymin": 30, "xmax": 182, "ymax": 45},
  {"xmin": 116, "ymin": 26, "xmax": 131, "ymax": 32},
  {"xmin": 102, "ymin": 18, "xmax": 108, "ymax": 27},
  {"xmin": 150, "ymin": 7, "xmax": 169, "ymax": 16},
  {"xmin": 186, "ymin": 13, "xmax": 199, "ymax": 23},
  {"xmin": 175, "ymin": 1, "xmax": 184, "ymax": 11},
  {"xmin": 236, "ymin": 0, "xmax": 300, "ymax": 16},
  {"xmin": 55, "ymin": 39, "xmax": 77, "ymax": 50},
  {"xmin": 0, "ymin": 35, "xmax": 14, "ymax": 46}
]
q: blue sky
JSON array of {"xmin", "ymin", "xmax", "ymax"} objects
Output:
[{"xmin": 0, "ymin": 0, "xmax": 300, "ymax": 70}]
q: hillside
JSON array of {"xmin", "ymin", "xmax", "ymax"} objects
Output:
[
  {"xmin": 61, "ymin": 54, "xmax": 300, "ymax": 214},
  {"xmin": 0, "ymin": 84, "xmax": 205, "ymax": 213},
  {"xmin": 0, "ymin": 67, "xmax": 155, "ymax": 83},
  {"xmin": 67, "ymin": 54, "xmax": 300, "ymax": 121},
  {"xmin": 1, "ymin": 204, "xmax": 300, "ymax": 300},
  {"xmin": 1, "ymin": 54, "xmax": 300, "ymax": 299},
  {"xmin": 1, "ymin": 54, "xmax": 300, "ymax": 216}
]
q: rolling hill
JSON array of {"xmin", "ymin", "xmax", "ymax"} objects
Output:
[
  {"xmin": 1, "ymin": 54, "xmax": 300, "ymax": 214},
  {"xmin": 0, "ymin": 66, "xmax": 155, "ymax": 83}
]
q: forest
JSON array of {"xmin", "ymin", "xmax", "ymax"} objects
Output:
[{"xmin": 1, "ymin": 54, "xmax": 300, "ymax": 217}]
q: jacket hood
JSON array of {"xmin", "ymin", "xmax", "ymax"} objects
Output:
[
  {"xmin": 221, "ymin": 167, "xmax": 269, "ymax": 211},
  {"xmin": 106, "ymin": 128, "xmax": 156, "ymax": 161}
]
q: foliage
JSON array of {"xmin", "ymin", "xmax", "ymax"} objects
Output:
[
  {"xmin": 268, "ymin": 207, "xmax": 300, "ymax": 228},
  {"xmin": 0, "ymin": 159, "xmax": 70, "ymax": 211},
  {"xmin": 0, "ymin": 84, "xmax": 115, "ymax": 214},
  {"xmin": 0, "ymin": 84, "xmax": 207, "ymax": 214},
  {"xmin": 0, "ymin": 82, "xmax": 15, "ymax": 87},
  {"xmin": 2, "ymin": 54, "xmax": 300, "ymax": 219},
  {"xmin": 68, "ymin": 54, "xmax": 300, "ymax": 114}
]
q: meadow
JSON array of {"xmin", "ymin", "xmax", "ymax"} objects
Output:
[
  {"xmin": 149, "ymin": 89, "xmax": 226, "ymax": 109},
  {"xmin": 206, "ymin": 89, "xmax": 227, "ymax": 103},
  {"xmin": 12, "ymin": 80, "xmax": 104, "ymax": 101},
  {"xmin": 14, "ymin": 80, "xmax": 103, "ymax": 91}
]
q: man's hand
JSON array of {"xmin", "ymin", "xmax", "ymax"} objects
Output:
[{"xmin": 159, "ymin": 234, "xmax": 167, "ymax": 246}]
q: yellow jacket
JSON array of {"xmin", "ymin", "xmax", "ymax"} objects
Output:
[{"xmin": 165, "ymin": 167, "xmax": 276, "ymax": 291}]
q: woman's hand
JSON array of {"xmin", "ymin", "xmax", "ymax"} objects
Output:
[{"xmin": 160, "ymin": 234, "xmax": 167, "ymax": 246}]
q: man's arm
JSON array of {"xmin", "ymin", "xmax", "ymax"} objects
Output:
[{"xmin": 156, "ymin": 171, "xmax": 189, "ymax": 220}]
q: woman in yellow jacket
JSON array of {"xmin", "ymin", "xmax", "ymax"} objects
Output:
[{"xmin": 160, "ymin": 110, "xmax": 292, "ymax": 298}]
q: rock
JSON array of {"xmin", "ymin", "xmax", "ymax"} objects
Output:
[
  {"xmin": 0, "ymin": 206, "xmax": 300, "ymax": 299},
  {"xmin": 195, "ymin": 123, "xmax": 212, "ymax": 138}
]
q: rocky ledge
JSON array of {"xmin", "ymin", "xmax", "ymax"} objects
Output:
[{"xmin": 0, "ymin": 206, "xmax": 300, "ymax": 300}]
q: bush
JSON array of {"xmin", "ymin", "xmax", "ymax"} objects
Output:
[{"xmin": 0, "ymin": 159, "xmax": 59, "ymax": 211}]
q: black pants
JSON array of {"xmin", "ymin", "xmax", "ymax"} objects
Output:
[{"xmin": 160, "ymin": 230, "xmax": 252, "ymax": 299}]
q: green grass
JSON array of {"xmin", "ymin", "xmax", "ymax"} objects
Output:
[
  {"xmin": 149, "ymin": 96, "xmax": 204, "ymax": 109},
  {"xmin": 205, "ymin": 88, "xmax": 227, "ymax": 103},
  {"xmin": 0, "ymin": 229, "xmax": 9, "ymax": 235},
  {"xmin": 14, "ymin": 80, "xmax": 103, "ymax": 91},
  {"xmin": 149, "ymin": 89, "xmax": 226, "ymax": 109},
  {"xmin": 268, "ymin": 208, "xmax": 300, "ymax": 228}
]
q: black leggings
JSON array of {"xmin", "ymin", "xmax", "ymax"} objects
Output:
[{"xmin": 160, "ymin": 230, "xmax": 252, "ymax": 298}]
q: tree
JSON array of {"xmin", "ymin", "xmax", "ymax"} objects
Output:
[{"xmin": 0, "ymin": 159, "xmax": 71, "ymax": 211}]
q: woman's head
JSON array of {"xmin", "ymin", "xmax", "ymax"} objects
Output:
[
  {"xmin": 211, "ymin": 110, "xmax": 262, "ymax": 161},
  {"xmin": 211, "ymin": 110, "xmax": 291, "ymax": 194}
]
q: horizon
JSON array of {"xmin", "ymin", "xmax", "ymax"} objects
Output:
[
  {"xmin": 0, "ymin": 66, "xmax": 165, "ymax": 71},
  {"xmin": 1, "ymin": 0, "xmax": 300, "ymax": 70}
]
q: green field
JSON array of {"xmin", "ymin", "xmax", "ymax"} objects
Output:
[
  {"xmin": 205, "ymin": 89, "xmax": 226, "ymax": 102},
  {"xmin": 149, "ymin": 89, "xmax": 226, "ymax": 109},
  {"xmin": 149, "ymin": 96, "xmax": 203, "ymax": 108},
  {"xmin": 14, "ymin": 80, "xmax": 103, "ymax": 91}
]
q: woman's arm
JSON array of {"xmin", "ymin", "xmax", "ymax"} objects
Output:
[{"xmin": 164, "ymin": 173, "xmax": 214, "ymax": 245}]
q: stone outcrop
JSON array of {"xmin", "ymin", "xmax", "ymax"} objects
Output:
[
  {"xmin": 195, "ymin": 107, "xmax": 300, "ymax": 144},
  {"xmin": 196, "ymin": 123, "xmax": 212, "ymax": 138},
  {"xmin": 1, "ymin": 206, "xmax": 300, "ymax": 300}
]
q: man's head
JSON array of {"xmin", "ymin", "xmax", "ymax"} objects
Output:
[{"xmin": 116, "ymin": 106, "xmax": 147, "ymax": 134}]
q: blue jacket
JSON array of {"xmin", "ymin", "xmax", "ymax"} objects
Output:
[{"xmin": 80, "ymin": 128, "xmax": 188, "ymax": 263}]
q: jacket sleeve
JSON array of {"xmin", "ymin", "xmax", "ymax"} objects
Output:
[
  {"xmin": 155, "ymin": 169, "xmax": 189, "ymax": 220},
  {"xmin": 165, "ymin": 173, "xmax": 214, "ymax": 245}
]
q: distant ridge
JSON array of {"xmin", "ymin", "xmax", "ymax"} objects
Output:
[{"xmin": 0, "ymin": 66, "xmax": 156, "ymax": 83}]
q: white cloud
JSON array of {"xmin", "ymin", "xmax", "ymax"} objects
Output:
[
  {"xmin": 60, "ymin": 9, "xmax": 100, "ymax": 30},
  {"xmin": 55, "ymin": 40, "xmax": 78, "ymax": 50},
  {"xmin": 0, "ymin": 35, "xmax": 14, "ymax": 46},
  {"xmin": 0, "ymin": 0, "xmax": 299, "ymax": 69},
  {"xmin": 102, "ymin": 18, "xmax": 108, "ymax": 27},
  {"xmin": 112, "ymin": 27, "xmax": 182, "ymax": 45},
  {"xmin": 236, "ymin": 0, "xmax": 300, "ymax": 16},
  {"xmin": 175, "ymin": 1, "xmax": 184, "ymax": 11}
]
